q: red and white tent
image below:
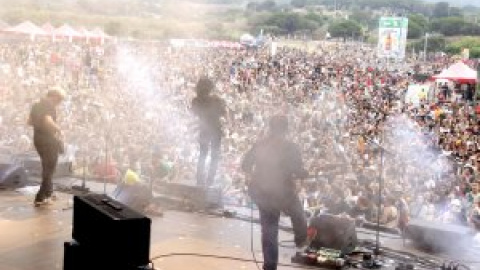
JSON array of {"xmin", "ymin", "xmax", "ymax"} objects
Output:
[
  {"xmin": 42, "ymin": 23, "xmax": 55, "ymax": 34},
  {"xmin": 77, "ymin": 27, "xmax": 95, "ymax": 42},
  {"xmin": 42, "ymin": 23, "xmax": 56, "ymax": 36},
  {"xmin": 433, "ymin": 62, "xmax": 477, "ymax": 83},
  {"xmin": 3, "ymin": 21, "xmax": 48, "ymax": 40},
  {"xmin": 55, "ymin": 24, "xmax": 82, "ymax": 41},
  {"xmin": 42, "ymin": 23, "xmax": 56, "ymax": 41},
  {"xmin": 91, "ymin": 27, "xmax": 110, "ymax": 43}
]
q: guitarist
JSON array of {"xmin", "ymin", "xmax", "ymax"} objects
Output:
[
  {"xmin": 28, "ymin": 87, "xmax": 65, "ymax": 207},
  {"xmin": 242, "ymin": 115, "xmax": 309, "ymax": 270}
]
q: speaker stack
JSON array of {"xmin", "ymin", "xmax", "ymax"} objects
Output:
[{"xmin": 64, "ymin": 194, "xmax": 152, "ymax": 270}]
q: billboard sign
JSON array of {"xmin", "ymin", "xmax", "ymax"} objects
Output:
[{"xmin": 378, "ymin": 17, "xmax": 408, "ymax": 59}]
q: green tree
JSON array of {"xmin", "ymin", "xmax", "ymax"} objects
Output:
[
  {"xmin": 254, "ymin": 12, "xmax": 320, "ymax": 35},
  {"xmin": 328, "ymin": 19, "xmax": 362, "ymax": 40},
  {"xmin": 407, "ymin": 21, "xmax": 423, "ymax": 39},
  {"xmin": 407, "ymin": 14, "xmax": 429, "ymax": 39},
  {"xmin": 291, "ymin": 0, "xmax": 307, "ymax": 8},
  {"xmin": 305, "ymin": 12, "xmax": 325, "ymax": 25},
  {"xmin": 258, "ymin": 0, "xmax": 277, "ymax": 12},
  {"xmin": 470, "ymin": 47, "xmax": 480, "ymax": 58},
  {"xmin": 409, "ymin": 14, "xmax": 429, "ymax": 30},
  {"xmin": 349, "ymin": 8, "xmax": 372, "ymax": 27},
  {"xmin": 431, "ymin": 17, "xmax": 465, "ymax": 36},
  {"xmin": 246, "ymin": 1, "xmax": 277, "ymax": 12},
  {"xmin": 409, "ymin": 35, "xmax": 446, "ymax": 53},
  {"xmin": 433, "ymin": 2, "xmax": 450, "ymax": 18},
  {"xmin": 446, "ymin": 37, "xmax": 480, "ymax": 55},
  {"xmin": 430, "ymin": 17, "xmax": 480, "ymax": 36},
  {"xmin": 449, "ymin": 7, "xmax": 463, "ymax": 17},
  {"xmin": 460, "ymin": 22, "xmax": 480, "ymax": 36}
]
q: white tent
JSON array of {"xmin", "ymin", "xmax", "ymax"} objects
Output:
[
  {"xmin": 3, "ymin": 21, "xmax": 48, "ymax": 40},
  {"xmin": 55, "ymin": 24, "xmax": 82, "ymax": 42},
  {"xmin": 240, "ymin": 33, "xmax": 255, "ymax": 44},
  {"xmin": 432, "ymin": 62, "xmax": 477, "ymax": 83}
]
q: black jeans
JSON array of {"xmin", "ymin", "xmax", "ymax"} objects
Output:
[
  {"xmin": 196, "ymin": 130, "xmax": 221, "ymax": 187},
  {"xmin": 258, "ymin": 197, "xmax": 307, "ymax": 270},
  {"xmin": 34, "ymin": 137, "xmax": 59, "ymax": 202}
]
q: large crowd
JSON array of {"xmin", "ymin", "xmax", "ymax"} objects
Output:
[{"xmin": 0, "ymin": 37, "xmax": 479, "ymax": 234}]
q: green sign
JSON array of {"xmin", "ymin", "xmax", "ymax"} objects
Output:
[{"xmin": 379, "ymin": 18, "xmax": 408, "ymax": 28}]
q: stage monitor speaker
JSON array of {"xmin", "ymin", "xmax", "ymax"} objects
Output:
[
  {"xmin": 406, "ymin": 219, "xmax": 472, "ymax": 252},
  {"xmin": 155, "ymin": 182, "xmax": 223, "ymax": 209},
  {"xmin": 113, "ymin": 183, "xmax": 152, "ymax": 213},
  {"xmin": 0, "ymin": 163, "xmax": 28, "ymax": 189},
  {"xmin": 72, "ymin": 194, "xmax": 151, "ymax": 268},
  {"xmin": 309, "ymin": 214, "xmax": 357, "ymax": 254},
  {"xmin": 23, "ymin": 156, "xmax": 72, "ymax": 178}
]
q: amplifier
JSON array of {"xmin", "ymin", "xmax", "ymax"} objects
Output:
[
  {"xmin": 309, "ymin": 214, "xmax": 358, "ymax": 255},
  {"xmin": 72, "ymin": 194, "xmax": 151, "ymax": 268},
  {"xmin": 64, "ymin": 241, "xmax": 152, "ymax": 270}
]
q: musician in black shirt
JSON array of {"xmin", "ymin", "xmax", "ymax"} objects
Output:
[
  {"xmin": 191, "ymin": 77, "xmax": 226, "ymax": 187},
  {"xmin": 242, "ymin": 115, "xmax": 308, "ymax": 270},
  {"xmin": 28, "ymin": 88, "xmax": 65, "ymax": 207}
]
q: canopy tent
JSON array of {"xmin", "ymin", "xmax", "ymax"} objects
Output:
[
  {"xmin": 240, "ymin": 33, "xmax": 255, "ymax": 44},
  {"xmin": 41, "ymin": 23, "xmax": 56, "ymax": 41},
  {"xmin": 2, "ymin": 21, "xmax": 112, "ymax": 43},
  {"xmin": 91, "ymin": 27, "xmax": 110, "ymax": 43},
  {"xmin": 77, "ymin": 27, "xmax": 95, "ymax": 42},
  {"xmin": 2, "ymin": 21, "xmax": 48, "ymax": 40},
  {"xmin": 55, "ymin": 24, "xmax": 82, "ymax": 41},
  {"xmin": 42, "ymin": 23, "xmax": 55, "ymax": 35},
  {"xmin": 432, "ymin": 62, "xmax": 477, "ymax": 83}
]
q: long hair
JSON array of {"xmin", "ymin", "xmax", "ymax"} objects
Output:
[{"xmin": 195, "ymin": 77, "xmax": 214, "ymax": 99}]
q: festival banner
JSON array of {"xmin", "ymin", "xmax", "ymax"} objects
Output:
[{"xmin": 378, "ymin": 17, "xmax": 408, "ymax": 59}]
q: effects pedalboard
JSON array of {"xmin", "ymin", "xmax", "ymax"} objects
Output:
[{"xmin": 292, "ymin": 247, "xmax": 375, "ymax": 269}]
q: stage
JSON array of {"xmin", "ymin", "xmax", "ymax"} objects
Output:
[{"xmin": 0, "ymin": 183, "xmax": 478, "ymax": 270}]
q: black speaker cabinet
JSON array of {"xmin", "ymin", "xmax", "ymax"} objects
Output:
[
  {"xmin": 63, "ymin": 241, "xmax": 84, "ymax": 270},
  {"xmin": 71, "ymin": 194, "xmax": 151, "ymax": 269},
  {"xmin": 407, "ymin": 219, "xmax": 472, "ymax": 252},
  {"xmin": 309, "ymin": 214, "xmax": 358, "ymax": 254},
  {"xmin": 113, "ymin": 183, "xmax": 152, "ymax": 213}
]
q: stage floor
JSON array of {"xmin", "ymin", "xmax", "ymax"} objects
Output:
[{"xmin": 0, "ymin": 187, "xmax": 478, "ymax": 270}]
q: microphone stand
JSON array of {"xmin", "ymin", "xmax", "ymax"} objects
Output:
[
  {"xmin": 102, "ymin": 111, "xmax": 114, "ymax": 195},
  {"xmin": 351, "ymin": 132, "xmax": 393, "ymax": 256},
  {"xmin": 71, "ymin": 103, "xmax": 90, "ymax": 194},
  {"xmin": 72, "ymin": 151, "xmax": 90, "ymax": 193}
]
